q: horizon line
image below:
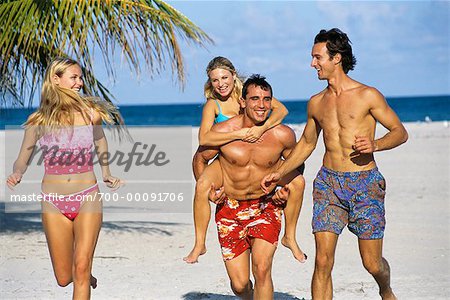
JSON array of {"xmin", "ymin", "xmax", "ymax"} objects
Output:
[{"xmin": 2, "ymin": 93, "xmax": 449, "ymax": 109}]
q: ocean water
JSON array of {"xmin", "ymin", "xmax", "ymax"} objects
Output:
[{"xmin": 1, "ymin": 95, "xmax": 449, "ymax": 128}]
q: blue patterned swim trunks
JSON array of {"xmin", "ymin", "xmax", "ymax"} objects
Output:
[{"xmin": 312, "ymin": 166, "xmax": 386, "ymax": 239}]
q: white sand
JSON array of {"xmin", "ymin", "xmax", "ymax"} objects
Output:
[{"xmin": 1, "ymin": 122, "xmax": 449, "ymax": 299}]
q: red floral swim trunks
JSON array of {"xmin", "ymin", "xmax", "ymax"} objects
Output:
[{"xmin": 215, "ymin": 196, "xmax": 283, "ymax": 261}]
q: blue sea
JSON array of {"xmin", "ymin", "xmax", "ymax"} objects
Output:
[{"xmin": 1, "ymin": 95, "xmax": 449, "ymax": 128}]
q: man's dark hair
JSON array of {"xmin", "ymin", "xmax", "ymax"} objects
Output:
[
  {"xmin": 242, "ymin": 74, "xmax": 273, "ymax": 99},
  {"xmin": 314, "ymin": 28, "xmax": 357, "ymax": 73}
]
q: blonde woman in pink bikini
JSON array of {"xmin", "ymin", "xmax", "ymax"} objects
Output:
[
  {"xmin": 7, "ymin": 57, "xmax": 124, "ymax": 299},
  {"xmin": 184, "ymin": 56, "xmax": 307, "ymax": 263}
]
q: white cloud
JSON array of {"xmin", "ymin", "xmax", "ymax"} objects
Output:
[{"xmin": 105, "ymin": 1, "xmax": 449, "ymax": 103}]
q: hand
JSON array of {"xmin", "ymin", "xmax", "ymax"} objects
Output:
[
  {"xmin": 6, "ymin": 173, "xmax": 22, "ymax": 190},
  {"xmin": 103, "ymin": 175, "xmax": 123, "ymax": 190},
  {"xmin": 208, "ymin": 183, "xmax": 226, "ymax": 204},
  {"xmin": 272, "ymin": 185, "xmax": 289, "ymax": 206},
  {"xmin": 242, "ymin": 126, "xmax": 265, "ymax": 143},
  {"xmin": 353, "ymin": 135, "xmax": 378, "ymax": 153},
  {"xmin": 261, "ymin": 172, "xmax": 281, "ymax": 194},
  {"xmin": 235, "ymin": 128, "xmax": 251, "ymax": 140}
]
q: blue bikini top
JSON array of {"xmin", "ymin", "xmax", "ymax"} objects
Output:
[{"xmin": 214, "ymin": 100, "xmax": 232, "ymax": 124}]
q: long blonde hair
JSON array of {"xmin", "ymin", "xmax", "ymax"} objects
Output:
[
  {"xmin": 203, "ymin": 56, "xmax": 244, "ymax": 103},
  {"xmin": 25, "ymin": 57, "xmax": 126, "ymax": 136}
]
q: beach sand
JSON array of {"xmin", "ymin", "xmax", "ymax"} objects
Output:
[{"xmin": 1, "ymin": 122, "xmax": 449, "ymax": 299}]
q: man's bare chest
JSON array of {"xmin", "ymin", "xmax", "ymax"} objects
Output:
[
  {"xmin": 221, "ymin": 140, "xmax": 282, "ymax": 168},
  {"xmin": 317, "ymin": 98, "xmax": 369, "ymax": 129}
]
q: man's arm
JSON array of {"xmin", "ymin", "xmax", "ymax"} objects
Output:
[
  {"xmin": 278, "ymin": 125, "xmax": 297, "ymax": 159},
  {"xmin": 192, "ymin": 146, "xmax": 219, "ymax": 180},
  {"xmin": 261, "ymin": 98, "xmax": 321, "ymax": 193},
  {"xmin": 278, "ymin": 98, "xmax": 321, "ymax": 177},
  {"xmin": 354, "ymin": 88, "xmax": 408, "ymax": 153}
]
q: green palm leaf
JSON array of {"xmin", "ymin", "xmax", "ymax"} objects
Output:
[{"xmin": 0, "ymin": 0, "xmax": 212, "ymax": 107}]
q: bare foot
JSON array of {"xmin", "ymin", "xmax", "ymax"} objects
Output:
[
  {"xmin": 90, "ymin": 275, "xmax": 97, "ymax": 289},
  {"xmin": 380, "ymin": 288, "xmax": 397, "ymax": 300},
  {"xmin": 183, "ymin": 245, "xmax": 206, "ymax": 264},
  {"xmin": 281, "ymin": 236, "xmax": 307, "ymax": 263}
]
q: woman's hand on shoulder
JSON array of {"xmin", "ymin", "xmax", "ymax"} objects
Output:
[
  {"xmin": 242, "ymin": 126, "xmax": 265, "ymax": 143},
  {"xmin": 233, "ymin": 127, "xmax": 255, "ymax": 142}
]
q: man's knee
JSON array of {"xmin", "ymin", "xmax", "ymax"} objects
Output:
[
  {"xmin": 362, "ymin": 257, "xmax": 383, "ymax": 275},
  {"xmin": 315, "ymin": 252, "xmax": 335, "ymax": 273},
  {"xmin": 231, "ymin": 279, "xmax": 251, "ymax": 295},
  {"xmin": 252, "ymin": 260, "xmax": 272, "ymax": 281}
]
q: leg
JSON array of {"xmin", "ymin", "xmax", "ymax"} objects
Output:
[
  {"xmin": 280, "ymin": 174, "xmax": 307, "ymax": 262},
  {"xmin": 184, "ymin": 159, "xmax": 223, "ymax": 263},
  {"xmin": 312, "ymin": 232, "xmax": 339, "ymax": 300},
  {"xmin": 251, "ymin": 238, "xmax": 277, "ymax": 300},
  {"xmin": 224, "ymin": 250, "xmax": 253, "ymax": 300},
  {"xmin": 72, "ymin": 195, "xmax": 102, "ymax": 300},
  {"xmin": 41, "ymin": 202, "xmax": 75, "ymax": 287},
  {"xmin": 358, "ymin": 239, "xmax": 396, "ymax": 300}
]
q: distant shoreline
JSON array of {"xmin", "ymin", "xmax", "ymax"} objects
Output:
[
  {"xmin": 1, "ymin": 94, "xmax": 448, "ymax": 109},
  {"xmin": 1, "ymin": 120, "xmax": 449, "ymax": 131},
  {"xmin": 1, "ymin": 95, "xmax": 449, "ymax": 128}
]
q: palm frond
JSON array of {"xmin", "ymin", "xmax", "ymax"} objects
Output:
[{"xmin": 0, "ymin": 0, "xmax": 213, "ymax": 107}]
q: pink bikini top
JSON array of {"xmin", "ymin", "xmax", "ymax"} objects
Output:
[{"xmin": 38, "ymin": 110, "xmax": 95, "ymax": 175}]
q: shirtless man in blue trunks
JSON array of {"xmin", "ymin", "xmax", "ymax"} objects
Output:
[{"xmin": 261, "ymin": 28, "xmax": 408, "ymax": 299}]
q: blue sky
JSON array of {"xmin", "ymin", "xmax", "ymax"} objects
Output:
[{"xmin": 95, "ymin": 1, "xmax": 449, "ymax": 105}]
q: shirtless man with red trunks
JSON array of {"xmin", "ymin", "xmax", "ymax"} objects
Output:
[{"xmin": 196, "ymin": 74, "xmax": 303, "ymax": 299}]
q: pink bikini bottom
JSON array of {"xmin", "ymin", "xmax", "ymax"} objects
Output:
[{"xmin": 42, "ymin": 184, "xmax": 99, "ymax": 220}]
